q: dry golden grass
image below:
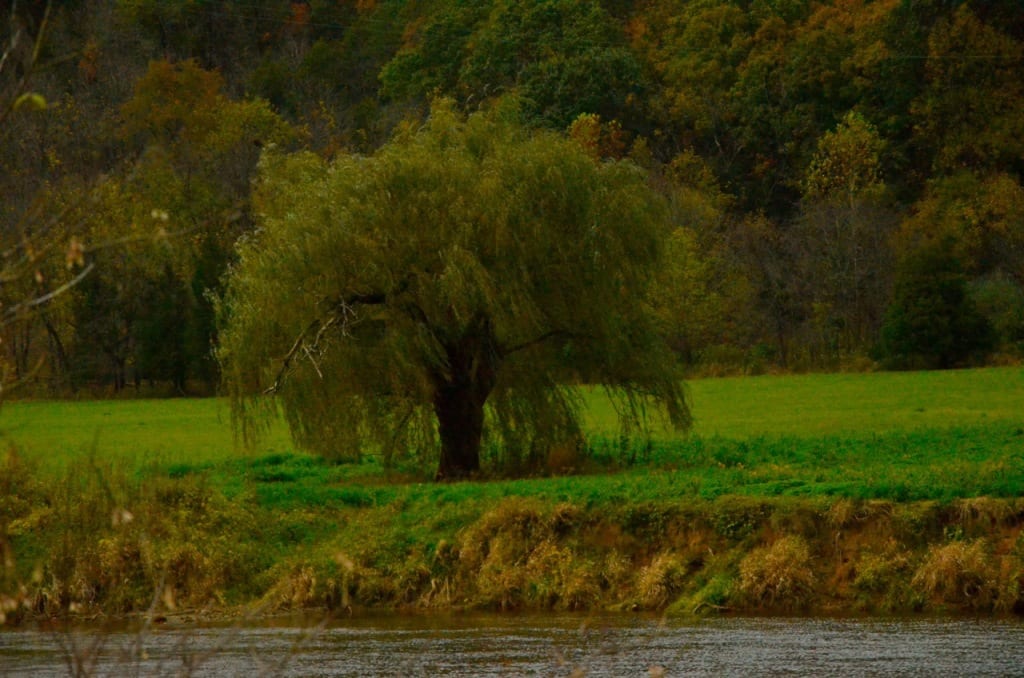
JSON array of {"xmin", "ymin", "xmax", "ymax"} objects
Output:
[
  {"xmin": 911, "ymin": 540, "xmax": 1007, "ymax": 610},
  {"xmin": 637, "ymin": 552, "xmax": 687, "ymax": 609},
  {"xmin": 739, "ymin": 535, "xmax": 816, "ymax": 609},
  {"xmin": 954, "ymin": 497, "xmax": 1020, "ymax": 531},
  {"xmin": 826, "ymin": 499, "xmax": 895, "ymax": 529}
]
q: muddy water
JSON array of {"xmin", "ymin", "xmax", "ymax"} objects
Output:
[{"xmin": 2, "ymin": 614, "xmax": 1023, "ymax": 676}]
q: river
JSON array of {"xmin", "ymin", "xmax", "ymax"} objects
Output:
[{"xmin": 2, "ymin": 613, "xmax": 1023, "ymax": 676}]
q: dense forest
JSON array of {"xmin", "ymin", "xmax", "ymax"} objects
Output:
[{"xmin": 2, "ymin": 0, "xmax": 1022, "ymax": 395}]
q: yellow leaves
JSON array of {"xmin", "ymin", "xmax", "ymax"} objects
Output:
[
  {"xmin": 805, "ymin": 0, "xmax": 899, "ymax": 35},
  {"xmin": 915, "ymin": 7, "xmax": 1024, "ymax": 173},
  {"xmin": 567, "ymin": 113, "xmax": 627, "ymax": 161},
  {"xmin": 117, "ymin": 58, "xmax": 297, "ymax": 172},
  {"xmin": 624, "ymin": 16, "xmax": 649, "ymax": 44},
  {"xmin": 897, "ymin": 171, "xmax": 1024, "ymax": 277},
  {"xmin": 12, "ymin": 92, "xmax": 46, "ymax": 112},
  {"xmin": 804, "ymin": 111, "xmax": 884, "ymax": 202},
  {"xmin": 568, "ymin": 113, "xmax": 602, "ymax": 159},
  {"xmin": 119, "ymin": 59, "xmax": 225, "ymax": 144},
  {"xmin": 65, "ymin": 237, "xmax": 86, "ymax": 269}
]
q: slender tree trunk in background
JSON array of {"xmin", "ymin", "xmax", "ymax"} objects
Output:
[{"xmin": 41, "ymin": 312, "xmax": 70, "ymax": 391}]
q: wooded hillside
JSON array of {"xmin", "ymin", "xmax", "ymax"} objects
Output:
[{"xmin": 3, "ymin": 0, "xmax": 1022, "ymax": 394}]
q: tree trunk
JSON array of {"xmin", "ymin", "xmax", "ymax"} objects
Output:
[
  {"xmin": 432, "ymin": 318, "xmax": 500, "ymax": 480},
  {"xmin": 41, "ymin": 311, "xmax": 70, "ymax": 392},
  {"xmin": 434, "ymin": 380, "xmax": 485, "ymax": 480}
]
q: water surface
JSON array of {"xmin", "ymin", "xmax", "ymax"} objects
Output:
[{"xmin": 3, "ymin": 613, "xmax": 1023, "ymax": 676}]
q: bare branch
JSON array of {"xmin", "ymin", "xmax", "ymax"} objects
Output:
[
  {"xmin": 263, "ymin": 316, "xmax": 325, "ymax": 395},
  {"xmin": 0, "ymin": 263, "xmax": 94, "ymax": 328},
  {"xmin": 262, "ymin": 290, "xmax": 394, "ymax": 395}
]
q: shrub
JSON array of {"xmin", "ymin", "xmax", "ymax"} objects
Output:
[
  {"xmin": 970, "ymin": 274, "xmax": 1024, "ymax": 355},
  {"xmin": 878, "ymin": 241, "xmax": 994, "ymax": 369}
]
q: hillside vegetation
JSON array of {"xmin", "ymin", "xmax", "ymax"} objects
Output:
[{"xmin": 2, "ymin": 0, "xmax": 1023, "ymax": 397}]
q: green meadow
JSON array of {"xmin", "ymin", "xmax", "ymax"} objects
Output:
[
  {"xmin": 3, "ymin": 367, "xmax": 1022, "ymax": 503},
  {"xmin": 6, "ymin": 366, "xmax": 1024, "ymax": 462},
  {"xmin": 2, "ymin": 367, "xmax": 1024, "ymax": 620}
]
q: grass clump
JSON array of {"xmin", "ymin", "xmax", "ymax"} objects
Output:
[
  {"xmin": 853, "ymin": 553, "xmax": 918, "ymax": 613},
  {"xmin": 455, "ymin": 498, "xmax": 591, "ymax": 610},
  {"xmin": 636, "ymin": 553, "xmax": 689, "ymax": 609},
  {"xmin": 910, "ymin": 540, "xmax": 1015, "ymax": 612},
  {"xmin": 738, "ymin": 536, "xmax": 816, "ymax": 610}
]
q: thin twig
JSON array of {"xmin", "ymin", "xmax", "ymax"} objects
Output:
[{"xmin": 1, "ymin": 262, "xmax": 94, "ymax": 321}]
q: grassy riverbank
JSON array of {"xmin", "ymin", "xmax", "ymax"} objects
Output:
[{"xmin": 2, "ymin": 368, "xmax": 1023, "ymax": 622}]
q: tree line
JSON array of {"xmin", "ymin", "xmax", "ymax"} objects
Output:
[{"xmin": 2, "ymin": 0, "xmax": 1022, "ymax": 397}]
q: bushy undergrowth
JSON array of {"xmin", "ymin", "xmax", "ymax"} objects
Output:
[
  {"xmin": 1, "ymin": 451, "xmax": 273, "ymax": 622},
  {"xmin": 5, "ymin": 446, "xmax": 1024, "ymax": 624}
]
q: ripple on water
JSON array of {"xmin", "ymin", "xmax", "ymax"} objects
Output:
[{"xmin": 2, "ymin": 615, "xmax": 1023, "ymax": 677}]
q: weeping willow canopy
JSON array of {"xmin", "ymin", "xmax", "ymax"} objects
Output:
[{"xmin": 218, "ymin": 101, "xmax": 689, "ymax": 479}]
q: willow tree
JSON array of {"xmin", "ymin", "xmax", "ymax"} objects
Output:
[{"xmin": 218, "ymin": 102, "xmax": 689, "ymax": 479}]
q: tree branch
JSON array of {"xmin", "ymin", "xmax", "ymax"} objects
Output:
[
  {"xmin": 499, "ymin": 329, "xmax": 580, "ymax": 357},
  {"xmin": 263, "ymin": 289, "xmax": 394, "ymax": 395},
  {"xmin": 0, "ymin": 263, "xmax": 95, "ymax": 327}
]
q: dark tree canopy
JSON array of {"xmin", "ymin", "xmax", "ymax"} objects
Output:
[
  {"xmin": 217, "ymin": 101, "xmax": 689, "ymax": 479},
  {"xmin": 879, "ymin": 240, "xmax": 994, "ymax": 370}
]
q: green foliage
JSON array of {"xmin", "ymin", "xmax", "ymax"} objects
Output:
[
  {"xmin": 381, "ymin": 0, "xmax": 643, "ymax": 128},
  {"xmin": 7, "ymin": 0, "xmax": 1024, "ymax": 385},
  {"xmin": 59, "ymin": 59, "xmax": 296, "ymax": 393},
  {"xmin": 219, "ymin": 100, "xmax": 688, "ymax": 478},
  {"xmin": 879, "ymin": 241, "xmax": 994, "ymax": 369},
  {"xmin": 5, "ymin": 366, "xmax": 1024, "ymax": 484},
  {"xmin": 971, "ymin": 274, "xmax": 1024, "ymax": 354},
  {"xmin": 378, "ymin": 1, "xmax": 488, "ymax": 102},
  {"xmin": 650, "ymin": 151, "xmax": 756, "ymax": 365}
]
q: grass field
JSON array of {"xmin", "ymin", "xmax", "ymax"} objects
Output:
[
  {"xmin": 4, "ymin": 366, "xmax": 1023, "ymax": 472},
  {"xmin": 2, "ymin": 367, "xmax": 1024, "ymax": 619},
  {"xmin": 0, "ymin": 367, "xmax": 1021, "ymax": 504}
]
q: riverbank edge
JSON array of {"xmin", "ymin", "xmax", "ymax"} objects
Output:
[{"xmin": 4, "ymin": 493, "xmax": 1024, "ymax": 626}]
